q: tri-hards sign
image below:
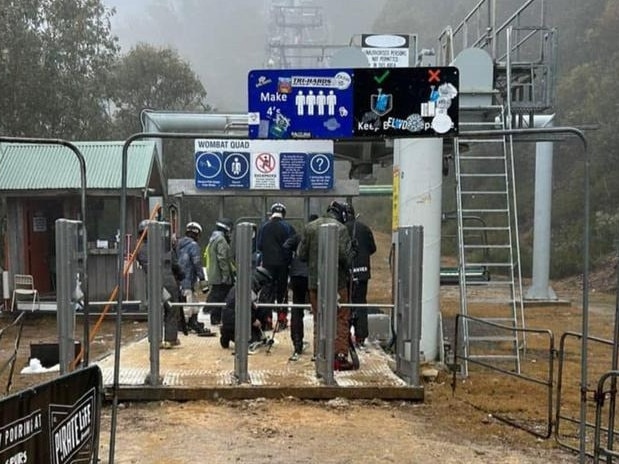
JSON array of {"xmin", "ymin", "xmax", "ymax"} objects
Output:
[
  {"xmin": 248, "ymin": 66, "xmax": 459, "ymax": 140},
  {"xmin": 0, "ymin": 366, "xmax": 102, "ymax": 464},
  {"xmin": 194, "ymin": 139, "xmax": 334, "ymax": 191}
]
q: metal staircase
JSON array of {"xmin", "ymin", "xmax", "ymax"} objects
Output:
[
  {"xmin": 437, "ymin": 0, "xmax": 555, "ymax": 376},
  {"xmin": 453, "ymin": 105, "xmax": 524, "ymax": 375},
  {"xmin": 437, "ymin": 0, "xmax": 557, "ymax": 124}
]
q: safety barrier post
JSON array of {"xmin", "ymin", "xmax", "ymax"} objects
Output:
[
  {"xmin": 315, "ymin": 223, "xmax": 338, "ymax": 385},
  {"xmin": 234, "ymin": 222, "xmax": 253, "ymax": 383}
]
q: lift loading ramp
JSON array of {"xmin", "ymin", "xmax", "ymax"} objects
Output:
[{"xmin": 93, "ymin": 312, "xmax": 422, "ymax": 401}]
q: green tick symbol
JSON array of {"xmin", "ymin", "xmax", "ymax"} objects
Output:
[{"xmin": 374, "ymin": 70, "xmax": 390, "ymax": 84}]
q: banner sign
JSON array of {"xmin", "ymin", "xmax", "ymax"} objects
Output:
[
  {"xmin": 361, "ymin": 34, "xmax": 410, "ymax": 68},
  {"xmin": 195, "ymin": 139, "xmax": 334, "ymax": 191},
  {"xmin": 0, "ymin": 365, "xmax": 102, "ymax": 464},
  {"xmin": 248, "ymin": 66, "xmax": 459, "ymax": 140},
  {"xmin": 248, "ymin": 68, "xmax": 354, "ymax": 140}
]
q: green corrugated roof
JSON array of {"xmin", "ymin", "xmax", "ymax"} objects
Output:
[{"xmin": 0, "ymin": 141, "xmax": 159, "ymax": 190}]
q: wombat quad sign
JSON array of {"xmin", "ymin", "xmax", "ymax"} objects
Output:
[{"xmin": 247, "ymin": 66, "xmax": 458, "ymax": 140}]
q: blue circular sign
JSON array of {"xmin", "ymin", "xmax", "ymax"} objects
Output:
[
  {"xmin": 310, "ymin": 154, "xmax": 331, "ymax": 175},
  {"xmin": 195, "ymin": 152, "xmax": 222, "ymax": 179},
  {"xmin": 224, "ymin": 152, "xmax": 249, "ymax": 180}
]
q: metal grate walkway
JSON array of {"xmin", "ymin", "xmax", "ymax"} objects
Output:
[{"xmin": 94, "ymin": 316, "xmax": 422, "ymax": 401}]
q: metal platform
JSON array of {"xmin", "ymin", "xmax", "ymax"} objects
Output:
[{"xmin": 94, "ymin": 314, "xmax": 424, "ymax": 402}]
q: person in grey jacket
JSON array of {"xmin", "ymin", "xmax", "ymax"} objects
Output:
[
  {"xmin": 136, "ymin": 219, "xmax": 184, "ymax": 348},
  {"xmin": 176, "ymin": 221, "xmax": 212, "ymax": 336}
]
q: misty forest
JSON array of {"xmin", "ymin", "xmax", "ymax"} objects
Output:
[{"xmin": 0, "ymin": 0, "xmax": 617, "ymax": 279}]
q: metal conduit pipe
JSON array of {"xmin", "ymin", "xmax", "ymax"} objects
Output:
[
  {"xmin": 359, "ymin": 185, "xmax": 393, "ymax": 196},
  {"xmin": 141, "ymin": 109, "xmax": 249, "ymax": 133}
]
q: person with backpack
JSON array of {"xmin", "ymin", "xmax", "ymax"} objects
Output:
[
  {"xmin": 176, "ymin": 221, "xmax": 212, "ymax": 336},
  {"xmin": 256, "ymin": 202, "xmax": 296, "ymax": 330},
  {"xmin": 136, "ymin": 219, "xmax": 184, "ymax": 348},
  {"xmin": 343, "ymin": 203, "xmax": 377, "ymax": 349},
  {"xmin": 297, "ymin": 201, "xmax": 356, "ymax": 370},
  {"xmin": 204, "ymin": 218, "xmax": 236, "ymax": 326}
]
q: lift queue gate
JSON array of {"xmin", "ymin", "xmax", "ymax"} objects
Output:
[
  {"xmin": 58, "ymin": 219, "xmax": 425, "ymax": 387},
  {"xmin": 55, "ymin": 219, "xmax": 85, "ymax": 375}
]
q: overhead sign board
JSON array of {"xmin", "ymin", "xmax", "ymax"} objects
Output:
[
  {"xmin": 195, "ymin": 139, "xmax": 334, "ymax": 191},
  {"xmin": 248, "ymin": 66, "xmax": 459, "ymax": 139},
  {"xmin": 248, "ymin": 68, "xmax": 354, "ymax": 140},
  {"xmin": 361, "ymin": 34, "xmax": 411, "ymax": 68},
  {"xmin": 353, "ymin": 67, "xmax": 459, "ymax": 138}
]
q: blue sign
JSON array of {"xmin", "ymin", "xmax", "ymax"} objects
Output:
[
  {"xmin": 280, "ymin": 152, "xmax": 308, "ymax": 190},
  {"xmin": 308, "ymin": 153, "xmax": 333, "ymax": 189},
  {"xmin": 195, "ymin": 151, "xmax": 223, "ymax": 189},
  {"xmin": 248, "ymin": 68, "xmax": 354, "ymax": 139},
  {"xmin": 223, "ymin": 151, "xmax": 250, "ymax": 188},
  {"xmin": 248, "ymin": 67, "xmax": 459, "ymax": 139},
  {"xmin": 195, "ymin": 139, "xmax": 334, "ymax": 191}
]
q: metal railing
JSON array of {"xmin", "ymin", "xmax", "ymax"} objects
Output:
[
  {"xmin": 555, "ymin": 331, "xmax": 618, "ymax": 458},
  {"xmin": 0, "ymin": 311, "xmax": 25, "ymax": 396},
  {"xmin": 452, "ymin": 314, "xmax": 555, "ymax": 438}
]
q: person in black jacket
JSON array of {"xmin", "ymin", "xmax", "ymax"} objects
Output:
[
  {"xmin": 282, "ymin": 213, "xmax": 317, "ymax": 361},
  {"xmin": 256, "ymin": 202, "xmax": 296, "ymax": 329},
  {"xmin": 344, "ymin": 203, "xmax": 377, "ymax": 348},
  {"xmin": 220, "ymin": 267, "xmax": 272, "ymax": 349}
]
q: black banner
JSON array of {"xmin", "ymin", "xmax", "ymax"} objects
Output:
[
  {"xmin": 353, "ymin": 67, "xmax": 459, "ymax": 138},
  {"xmin": 0, "ymin": 365, "xmax": 102, "ymax": 464}
]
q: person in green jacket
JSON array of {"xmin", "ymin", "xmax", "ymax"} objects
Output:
[
  {"xmin": 297, "ymin": 201, "xmax": 356, "ymax": 370},
  {"xmin": 203, "ymin": 218, "xmax": 235, "ymax": 325}
]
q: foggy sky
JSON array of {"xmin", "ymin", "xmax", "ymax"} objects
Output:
[{"xmin": 103, "ymin": 0, "xmax": 387, "ymax": 112}]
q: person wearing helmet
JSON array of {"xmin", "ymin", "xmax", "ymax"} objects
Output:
[
  {"xmin": 220, "ymin": 266, "xmax": 272, "ymax": 349},
  {"xmin": 203, "ymin": 218, "xmax": 236, "ymax": 325},
  {"xmin": 343, "ymin": 202, "xmax": 377, "ymax": 349},
  {"xmin": 297, "ymin": 200, "xmax": 357, "ymax": 370},
  {"xmin": 256, "ymin": 202, "xmax": 296, "ymax": 330},
  {"xmin": 282, "ymin": 213, "xmax": 318, "ymax": 361},
  {"xmin": 136, "ymin": 219, "xmax": 185, "ymax": 347},
  {"xmin": 176, "ymin": 221, "xmax": 213, "ymax": 336}
]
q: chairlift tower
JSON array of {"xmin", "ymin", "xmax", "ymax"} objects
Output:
[{"xmin": 265, "ymin": 0, "xmax": 331, "ymax": 69}]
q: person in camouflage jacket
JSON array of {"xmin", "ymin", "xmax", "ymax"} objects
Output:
[{"xmin": 297, "ymin": 200, "xmax": 356, "ymax": 370}]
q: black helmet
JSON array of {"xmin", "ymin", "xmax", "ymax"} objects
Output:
[
  {"xmin": 326, "ymin": 200, "xmax": 347, "ymax": 223},
  {"xmin": 270, "ymin": 202, "xmax": 286, "ymax": 218},
  {"xmin": 252, "ymin": 266, "xmax": 272, "ymax": 293},
  {"xmin": 138, "ymin": 219, "xmax": 152, "ymax": 235},
  {"xmin": 216, "ymin": 218, "xmax": 234, "ymax": 233}
]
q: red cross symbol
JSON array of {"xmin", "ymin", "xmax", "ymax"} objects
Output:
[{"xmin": 428, "ymin": 69, "xmax": 441, "ymax": 83}]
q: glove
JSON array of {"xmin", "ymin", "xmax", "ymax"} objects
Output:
[{"xmin": 199, "ymin": 280, "xmax": 209, "ymax": 293}]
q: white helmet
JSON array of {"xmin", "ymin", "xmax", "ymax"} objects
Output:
[
  {"xmin": 185, "ymin": 221, "xmax": 203, "ymax": 235},
  {"xmin": 270, "ymin": 202, "xmax": 286, "ymax": 217}
]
